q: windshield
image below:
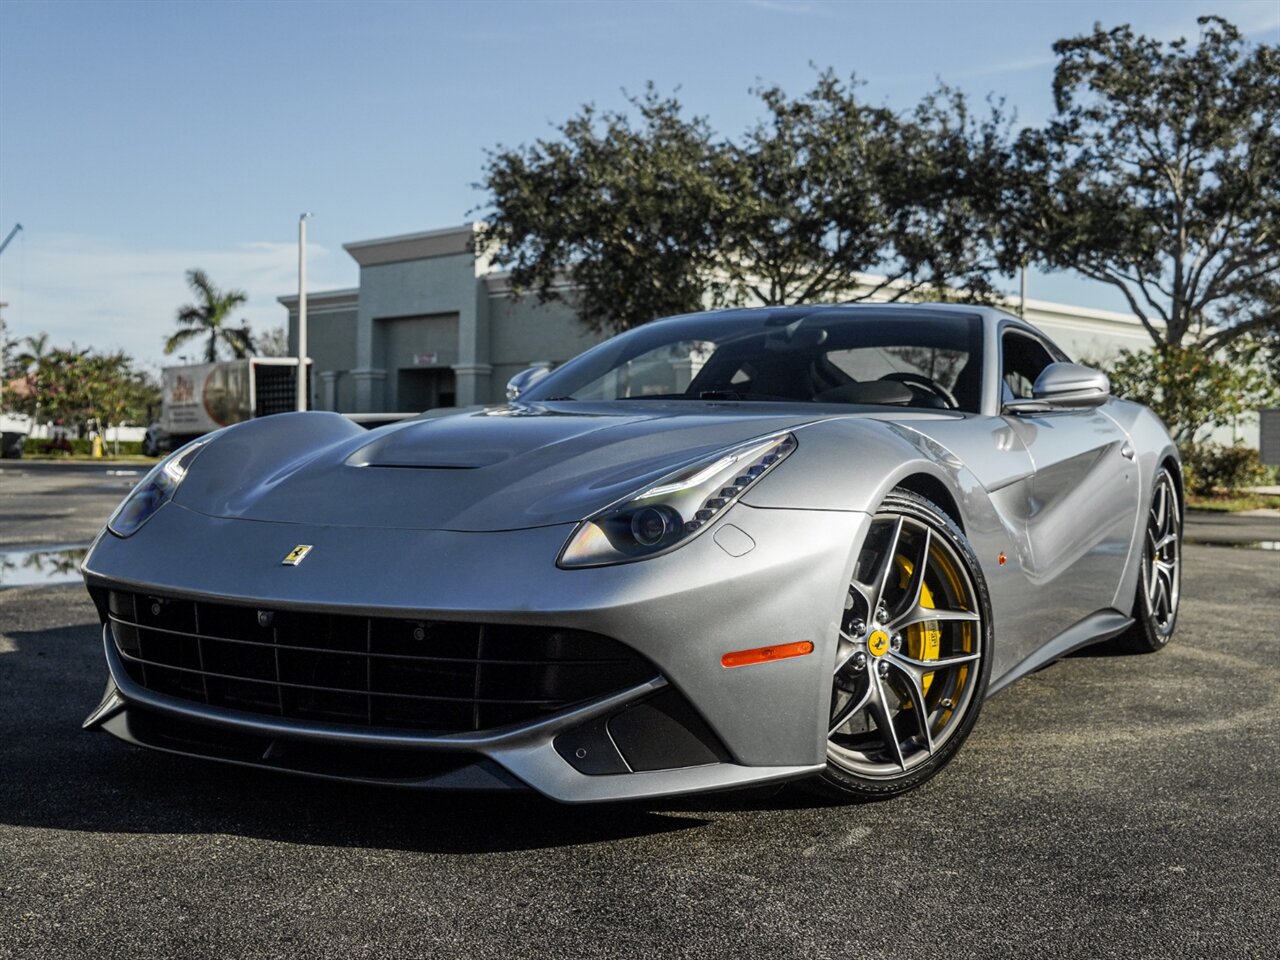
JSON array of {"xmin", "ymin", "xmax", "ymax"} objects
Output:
[{"xmin": 523, "ymin": 307, "xmax": 986, "ymax": 412}]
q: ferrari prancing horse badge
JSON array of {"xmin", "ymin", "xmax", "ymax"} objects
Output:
[{"xmin": 281, "ymin": 544, "xmax": 313, "ymax": 566}]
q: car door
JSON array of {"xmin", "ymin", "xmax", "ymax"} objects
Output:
[{"xmin": 999, "ymin": 326, "xmax": 1140, "ymax": 650}]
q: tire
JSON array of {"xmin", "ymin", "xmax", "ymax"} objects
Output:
[
  {"xmin": 1108, "ymin": 466, "xmax": 1181, "ymax": 654},
  {"xmin": 811, "ymin": 489, "xmax": 994, "ymax": 801}
]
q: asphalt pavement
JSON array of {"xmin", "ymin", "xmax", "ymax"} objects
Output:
[{"xmin": 1, "ymin": 462, "xmax": 1278, "ymax": 959}]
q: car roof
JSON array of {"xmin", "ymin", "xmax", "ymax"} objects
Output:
[{"xmin": 659, "ymin": 301, "xmax": 1012, "ymax": 325}]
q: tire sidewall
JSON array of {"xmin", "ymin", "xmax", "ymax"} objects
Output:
[{"xmin": 1131, "ymin": 467, "xmax": 1181, "ymax": 650}]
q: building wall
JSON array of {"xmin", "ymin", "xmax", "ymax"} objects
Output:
[
  {"xmin": 487, "ymin": 288, "xmax": 600, "ymax": 400},
  {"xmin": 1021, "ymin": 304, "xmax": 1154, "ymax": 365},
  {"xmin": 282, "ymin": 293, "xmax": 359, "ymax": 412}
]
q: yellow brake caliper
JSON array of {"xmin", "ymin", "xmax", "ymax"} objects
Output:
[{"xmin": 896, "ymin": 557, "xmax": 940, "ymax": 696}]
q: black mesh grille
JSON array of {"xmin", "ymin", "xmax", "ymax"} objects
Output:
[{"xmin": 106, "ymin": 590, "xmax": 655, "ymax": 734}]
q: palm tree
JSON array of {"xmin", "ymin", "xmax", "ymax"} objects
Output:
[
  {"xmin": 164, "ymin": 269, "xmax": 256, "ymax": 362},
  {"xmin": 16, "ymin": 331, "xmax": 50, "ymax": 373},
  {"xmin": 15, "ymin": 332, "xmax": 51, "ymax": 424}
]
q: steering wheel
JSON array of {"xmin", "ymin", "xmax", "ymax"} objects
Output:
[{"xmin": 879, "ymin": 372, "xmax": 959, "ymax": 409}]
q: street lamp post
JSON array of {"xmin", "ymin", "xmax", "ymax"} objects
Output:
[{"xmin": 297, "ymin": 212, "xmax": 314, "ymax": 412}]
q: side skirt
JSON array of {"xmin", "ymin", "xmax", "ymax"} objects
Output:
[{"xmin": 986, "ymin": 610, "xmax": 1134, "ymax": 697}]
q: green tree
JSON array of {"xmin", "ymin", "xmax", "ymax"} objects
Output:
[
  {"xmin": 83, "ymin": 352, "xmax": 160, "ymax": 454},
  {"xmin": 476, "ymin": 77, "xmax": 1016, "ymax": 334},
  {"xmin": 717, "ymin": 75, "xmax": 1012, "ymax": 306},
  {"xmin": 9, "ymin": 332, "xmax": 52, "ymax": 419},
  {"xmin": 36, "ymin": 345, "xmax": 92, "ymax": 430},
  {"xmin": 165, "ymin": 269, "xmax": 256, "ymax": 362},
  {"xmin": 716, "ymin": 73, "xmax": 899, "ymax": 305},
  {"xmin": 1103, "ymin": 340, "xmax": 1277, "ymax": 446},
  {"xmin": 1013, "ymin": 16, "xmax": 1280, "ymax": 350},
  {"xmin": 477, "ymin": 86, "xmax": 727, "ymax": 334}
]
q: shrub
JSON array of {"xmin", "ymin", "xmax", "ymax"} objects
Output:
[
  {"xmin": 1103, "ymin": 344, "xmax": 1277, "ymax": 447},
  {"xmin": 1182, "ymin": 442, "xmax": 1268, "ymax": 496}
]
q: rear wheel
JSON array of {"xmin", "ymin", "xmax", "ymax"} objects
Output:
[
  {"xmin": 815, "ymin": 490, "xmax": 993, "ymax": 801},
  {"xmin": 1109, "ymin": 466, "xmax": 1181, "ymax": 654}
]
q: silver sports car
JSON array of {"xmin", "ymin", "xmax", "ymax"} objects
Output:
[{"xmin": 82, "ymin": 304, "xmax": 1182, "ymax": 802}]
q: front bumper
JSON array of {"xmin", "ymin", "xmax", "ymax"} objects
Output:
[{"xmin": 82, "ymin": 501, "xmax": 868, "ymax": 802}]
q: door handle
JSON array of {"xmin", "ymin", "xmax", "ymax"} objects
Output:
[{"xmin": 1120, "ymin": 441, "xmax": 1136, "ymax": 460}]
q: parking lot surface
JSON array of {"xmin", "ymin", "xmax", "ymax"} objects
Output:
[{"xmin": 1, "ymin": 462, "xmax": 1277, "ymax": 959}]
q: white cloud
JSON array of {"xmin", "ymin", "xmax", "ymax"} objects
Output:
[
  {"xmin": 0, "ymin": 233, "xmax": 351, "ymax": 373},
  {"xmin": 744, "ymin": 0, "xmax": 838, "ymax": 17}
]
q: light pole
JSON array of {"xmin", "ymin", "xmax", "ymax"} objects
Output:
[
  {"xmin": 297, "ymin": 212, "xmax": 314, "ymax": 412},
  {"xmin": 1019, "ymin": 261, "xmax": 1028, "ymax": 319}
]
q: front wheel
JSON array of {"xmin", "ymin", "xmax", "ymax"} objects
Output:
[{"xmin": 814, "ymin": 490, "xmax": 993, "ymax": 801}]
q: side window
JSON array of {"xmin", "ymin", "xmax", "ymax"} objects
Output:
[{"xmin": 1001, "ymin": 331, "xmax": 1057, "ymax": 401}]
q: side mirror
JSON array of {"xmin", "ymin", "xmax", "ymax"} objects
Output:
[
  {"xmin": 1003, "ymin": 362, "xmax": 1111, "ymax": 414},
  {"xmin": 506, "ymin": 364, "xmax": 552, "ymax": 401},
  {"xmin": 1033, "ymin": 362, "xmax": 1110, "ymax": 406}
]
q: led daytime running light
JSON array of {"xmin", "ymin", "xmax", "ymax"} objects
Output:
[
  {"xmin": 559, "ymin": 432, "xmax": 798, "ymax": 568},
  {"xmin": 107, "ymin": 438, "xmax": 210, "ymax": 538}
]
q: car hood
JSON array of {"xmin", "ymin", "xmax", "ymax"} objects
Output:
[{"xmin": 173, "ymin": 403, "xmax": 851, "ymax": 532}]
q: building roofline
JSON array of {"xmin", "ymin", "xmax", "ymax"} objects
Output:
[
  {"xmin": 278, "ymin": 287, "xmax": 360, "ymax": 310},
  {"xmin": 344, "ymin": 223, "xmax": 479, "ymax": 267}
]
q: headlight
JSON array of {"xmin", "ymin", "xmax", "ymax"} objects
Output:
[
  {"xmin": 107, "ymin": 438, "xmax": 211, "ymax": 537},
  {"xmin": 558, "ymin": 433, "xmax": 797, "ymax": 568}
]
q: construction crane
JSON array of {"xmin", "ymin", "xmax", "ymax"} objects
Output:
[{"xmin": 0, "ymin": 223, "xmax": 21, "ymax": 258}]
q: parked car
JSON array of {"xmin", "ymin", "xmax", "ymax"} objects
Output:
[
  {"xmin": 81, "ymin": 303, "xmax": 1181, "ymax": 803},
  {"xmin": 141, "ymin": 424, "xmax": 169, "ymax": 458}
]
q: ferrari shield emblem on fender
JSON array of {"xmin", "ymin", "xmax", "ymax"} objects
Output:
[{"xmin": 281, "ymin": 544, "xmax": 313, "ymax": 566}]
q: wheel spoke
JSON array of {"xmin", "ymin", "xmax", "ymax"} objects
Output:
[
  {"xmin": 889, "ymin": 649, "xmax": 980, "ymax": 674},
  {"xmin": 890, "ymin": 659, "xmax": 935, "ymax": 755},
  {"xmin": 888, "ymin": 605, "xmax": 980, "ymax": 632},
  {"xmin": 1152, "ymin": 484, "xmax": 1168, "ymax": 537},
  {"xmin": 868, "ymin": 671, "xmax": 906, "ymax": 771},
  {"xmin": 895, "ymin": 527, "xmax": 931, "ymax": 620},
  {"xmin": 832, "ymin": 642, "xmax": 862, "ymax": 676},
  {"xmin": 863, "ymin": 516, "xmax": 904, "ymax": 620},
  {"xmin": 828, "ymin": 681, "xmax": 873, "ymax": 736}
]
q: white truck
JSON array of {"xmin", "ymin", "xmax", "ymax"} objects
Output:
[
  {"xmin": 0, "ymin": 411, "xmax": 31, "ymax": 459},
  {"xmin": 149, "ymin": 357, "xmax": 308, "ymax": 455}
]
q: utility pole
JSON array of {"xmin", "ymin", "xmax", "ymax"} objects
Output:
[{"xmin": 297, "ymin": 213, "xmax": 313, "ymax": 412}]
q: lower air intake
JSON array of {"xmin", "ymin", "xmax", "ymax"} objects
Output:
[{"xmin": 104, "ymin": 590, "xmax": 655, "ymax": 734}]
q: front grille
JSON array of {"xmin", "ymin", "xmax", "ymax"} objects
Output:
[{"xmin": 105, "ymin": 590, "xmax": 655, "ymax": 734}]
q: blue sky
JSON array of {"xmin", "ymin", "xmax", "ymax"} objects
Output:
[{"xmin": 1, "ymin": 0, "xmax": 1277, "ymax": 368}]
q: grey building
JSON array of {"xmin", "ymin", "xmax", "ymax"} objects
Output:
[{"xmin": 279, "ymin": 224, "xmax": 595, "ymax": 413}]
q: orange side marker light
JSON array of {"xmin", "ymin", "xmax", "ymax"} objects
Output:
[
  {"xmin": 998, "ymin": 552, "xmax": 1007, "ymax": 566},
  {"xmin": 721, "ymin": 640, "xmax": 815, "ymax": 669}
]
